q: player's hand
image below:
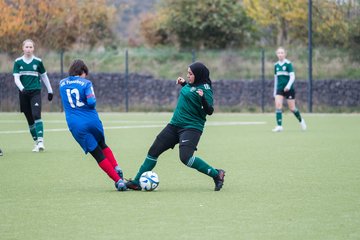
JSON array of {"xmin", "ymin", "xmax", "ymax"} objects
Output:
[
  {"xmin": 284, "ymin": 87, "xmax": 290, "ymax": 92},
  {"xmin": 48, "ymin": 93, "xmax": 53, "ymax": 101},
  {"xmin": 176, "ymin": 77, "xmax": 186, "ymax": 85},
  {"xmin": 196, "ymin": 89, "xmax": 204, "ymax": 97}
]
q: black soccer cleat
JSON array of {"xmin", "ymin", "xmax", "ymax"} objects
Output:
[
  {"xmin": 213, "ymin": 169, "xmax": 225, "ymax": 191},
  {"xmin": 125, "ymin": 179, "xmax": 142, "ymax": 191}
]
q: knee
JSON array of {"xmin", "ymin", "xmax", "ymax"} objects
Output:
[
  {"xmin": 148, "ymin": 140, "xmax": 164, "ymax": 159},
  {"xmin": 98, "ymin": 140, "xmax": 107, "ymax": 149},
  {"xmin": 289, "ymin": 107, "xmax": 297, "ymax": 112},
  {"xmin": 90, "ymin": 146, "xmax": 106, "ymax": 163},
  {"xmin": 33, "ymin": 112, "xmax": 41, "ymax": 121},
  {"xmin": 148, "ymin": 145, "xmax": 157, "ymax": 158},
  {"xmin": 148, "ymin": 135, "xmax": 173, "ymax": 158},
  {"xmin": 23, "ymin": 112, "xmax": 34, "ymax": 125},
  {"xmin": 32, "ymin": 106, "xmax": 41, "ymax": 120},
  {"xmin": 179, "ymin": 147, "xmax": 194, "ymax": 165}
]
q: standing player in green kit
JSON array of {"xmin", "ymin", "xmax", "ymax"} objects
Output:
[
  {"xmin": 13, "ymin": 39, "xmax": 53, "ymax": 152},
  {"xmin": 272, "ymin": 47, "xmax": 306, "ymax": 132},
  {"xmin": 126, "ymin": 62, "xmax": 225, "ymax": 191}
]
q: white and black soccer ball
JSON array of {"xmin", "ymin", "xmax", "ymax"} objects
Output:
[{"xmin": 139, "ymin": 171, "xmax": 159, "ymax": 191}]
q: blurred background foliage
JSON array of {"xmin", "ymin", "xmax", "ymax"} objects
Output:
[{"xmin": 0, "ymin": 0, "xmax": 359, "ymax": 79}]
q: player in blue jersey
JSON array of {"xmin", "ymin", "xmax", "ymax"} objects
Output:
[{"xmin": 59, "ymin": 59, "xmax": 126, "ymax": 191}]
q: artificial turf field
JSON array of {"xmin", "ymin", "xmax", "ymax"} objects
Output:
[{"xmin": 0, "ymin": 112, "xmax": 359, "ymax": 240}]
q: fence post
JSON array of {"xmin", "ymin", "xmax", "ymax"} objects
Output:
[
  {"xmin": 125, "ymin": 49, "xmax": 129, "ymax": 112},
  {"xmin": 261, "ymin": 49, "xmax": 265, "ymax": 113},
  {"xmin": 308, "ymin": 0, "xmax": 313, "ymax": 113},
  {"xmin": 60, "ymin": 50, "xmax": 64, "ymax": 79},
  {"xmin": 58, "ymin": 50, "xmax": 65, "ymax": 112}
]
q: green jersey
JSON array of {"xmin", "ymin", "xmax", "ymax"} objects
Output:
[
  {"xmin": 13, "ymin": 56, "xmax": 46, "ymax": 90},
  {"xmin": 274, "ymin": 59, "xmax": 294, "ymax": 90},
  {"xmin": 170, "ymin": 83, "xmax": 213, "ymax": 132}
]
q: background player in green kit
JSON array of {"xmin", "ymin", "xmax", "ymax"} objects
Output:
[
  {"xmin": 13, "ymin": 39, "xmax": 53, "ymax": 152},
  {"xmin": 272, "ymin": 47, "xmax": 306, "ymax": 132},
  {"xmin": 126, "ymin": 62, "xmax": 225, "ymax": 191}
]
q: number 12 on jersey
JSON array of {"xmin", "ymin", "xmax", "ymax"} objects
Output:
[{"xmin": 66, "ymin": 88, "xmax": 85, "ymax": 108}]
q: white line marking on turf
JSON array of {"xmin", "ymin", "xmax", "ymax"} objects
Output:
[
  {"xmin": 0, "ymin": 120, "xmax": 168, "ymax": 124},
  {"xmin": 207, "ymin": 121, "xmax": 266, "ymax": 126},
  {"xmin": 0, "ymin": 121, "xmax": 266, "ymax": 134}
]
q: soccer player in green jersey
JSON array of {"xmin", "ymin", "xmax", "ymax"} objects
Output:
[
  {"xmin": 13, "ymin": 39, "xmax": 54, "ymax": 152},
  {"xmin": 126, "ymin": 62, "xmax": 225, "ymax": 191},
  {"xmin": 272, "ymin": 47, "xmax": 306, "ymax": 132}
]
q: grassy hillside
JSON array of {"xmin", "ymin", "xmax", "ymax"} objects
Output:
[{"xmin": 1, "ymin": 46, "xmax": 359, "ymax": 80}]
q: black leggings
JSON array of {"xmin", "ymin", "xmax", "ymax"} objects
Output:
[
  {"xmin": 19, "ymin": 90, "xmax": 42, "ymax": 126},
  {"xmin": 148, "ymin": 124, "xmax": 202, "ymax": 165},
  {"xmin": 89, "ymin": 140, "xmax": 108, "ymax": 163}
]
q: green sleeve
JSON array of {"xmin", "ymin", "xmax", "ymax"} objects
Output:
[
  {"xmin": 13, "ymin": 61, "xmax": 19, "ymax": 74},
  {"xmin": 38, "ymin": 61, "xmax": 46, "ymax": 74},
  {"xmin": 288, "ymin": 62, "xmax": 294, "ymax": 73},
  {"xmin": 203, "ymin": 87, "xmax": 213, "ymax": 106}
]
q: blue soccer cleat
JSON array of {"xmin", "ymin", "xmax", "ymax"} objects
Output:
[
  {"xmin": 115, "ymin": 179, "xmax": 127, "ymax": 191},
  {"xmin": 115, "ymin": 166, "xmax": 123, "ymax": 179}
]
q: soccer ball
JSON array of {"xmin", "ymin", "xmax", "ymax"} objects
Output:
[{"xmin": 139, "ymin": 171, "xmax": 159, "ymax": 191}]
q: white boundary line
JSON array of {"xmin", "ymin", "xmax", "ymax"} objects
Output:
[
  {"xmin": 0, "ymin": 120, "xmax": 168, "ymax": 124},
  {"xmin": 207, "ymin": 121, "xmax": 266, "ymax": 126},
  {"xmin": 0, "ymin": 121, "xmax": 266, "ymax": 134}
]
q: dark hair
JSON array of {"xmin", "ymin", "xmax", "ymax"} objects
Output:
[
  {"xmin": 68, "ymin": 59, "xmax": 89, "ymax": 76},
  {"xmin": 189, "ymin": 61, "xmax": 211, "ymax": 86}
]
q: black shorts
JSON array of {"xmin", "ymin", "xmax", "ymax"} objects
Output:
[
  {"xmin": 156, "ymin": 124, "xmax": 202, "ymax": 151},
  {"xmin": 276, "ymin": 89, "xmax": 296, "ymax": 100},
  {"xmin": 19, "ymin": 90, "xmax": 42, "ymax": 115}
]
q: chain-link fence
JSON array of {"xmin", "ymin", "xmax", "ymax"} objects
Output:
[{"xmin": 1, "ymin": 47, "xmax": 359, "ymax": 112}]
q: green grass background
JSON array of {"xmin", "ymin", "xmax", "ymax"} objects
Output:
[
  {"xmin": 1, "ymin": 46, "xmax": 360, "ymax": 80},
  {"xmin": 0, "ymin": 113, "xmax": 359, "ymax": 240}
]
